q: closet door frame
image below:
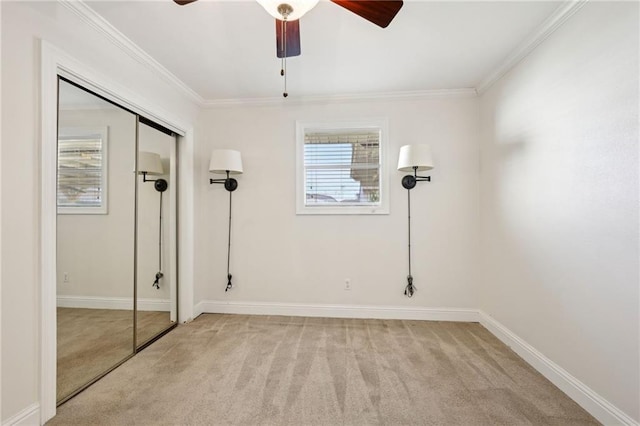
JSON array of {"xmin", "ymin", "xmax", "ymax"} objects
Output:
[{"xmin": 40, "ymin": 41, "xmax": 195, "ymax": 424}]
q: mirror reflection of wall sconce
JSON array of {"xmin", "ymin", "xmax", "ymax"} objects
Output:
[
  {"xmin": 139, "ymin": 151, "xmax": 168, "ymax": 192},
  {"xmin": 209, "ymin": 149, "xmax": 243, "ymax": 292},
  {"xmin": 137, "ymin": 151, "xmax": 167, "ymax": 289},
  {"xmin": 397, "ymin": 144, "xmax": 434, "ymax": 298}
]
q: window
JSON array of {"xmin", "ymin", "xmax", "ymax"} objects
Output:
[
  {"xmin": 57, "ymin": 127, "xmax": 108, "ymax": 214},
  {"xmin": 296, "ymin": 119, "xmax": 389, "ymax": 215}
]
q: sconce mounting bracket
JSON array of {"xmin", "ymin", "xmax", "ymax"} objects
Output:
[
  {"xmin": 154, "ymin": 179, "xmax": 168, "ymax": 193},
  {"xmin": 401, "ymin": 174, "xmax": 430, "ymax": 190},
  {"xmin": 402, "ymin": 175, "xmax": 417, "ymax": 189},
  {"xmin": 210, "ymin": 177, "xmax": 238, "ymax": 192},
  {"xmin": 142, "ymin": 172, "xmax": 168, "ymax": 193},
  {"xmin": 224, "ymin": 178, "xmax": 238, "ymax": 192}
]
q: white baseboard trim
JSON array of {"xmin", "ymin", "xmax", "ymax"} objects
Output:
[
  {"xmin": 479, "ymin": 311, "xmax": 638, "ymax": 426},
  {"xmin": 57, "ymin": 295, "xmax": 170, "ymax": 312},
  {"xmin": 194, "ymin": 300, "xmax": 479, "ymax": 322},
  {"xmin": 2, "ymin": 403, "xmax": 40, "ymax": 426}
]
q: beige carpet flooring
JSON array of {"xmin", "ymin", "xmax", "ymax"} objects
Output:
[
  {"xmin": 50, "ymin": 314, "xmax": 599, "ymax": 425},
  {"xmin": 57, "ymin": 307, "xmax": 173, "ymax": 402}
]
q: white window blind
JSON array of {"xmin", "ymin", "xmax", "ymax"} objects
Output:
[
  {"xmin": 296, "ymin": 119, "xmax": 389, "ymax": 215},
  {"xmin": 57, "ymin": 127, "xmax": 108, "ymax": 214},
  {"xmin": 304, "ymin": 131, "xmax": 381, "ymax": 206}
]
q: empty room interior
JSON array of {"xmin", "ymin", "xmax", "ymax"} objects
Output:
[{"xmin": 0, "ymin": 0, "xmax": 638, "ymax": 425}]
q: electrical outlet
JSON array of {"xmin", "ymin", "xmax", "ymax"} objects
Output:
[
  {"xmin": 344, "ymin": 278, "xmax": 351, "ymax": 291},
  {"xmin": 63, "ymin": 272, "xmax": 69, "ymax": 283}
]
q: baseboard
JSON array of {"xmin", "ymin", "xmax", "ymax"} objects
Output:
[
  {"xmin": 2, "ymin": 403, "xmax": 40, "ymax": 426},
  {"xmin": 57, "ymin": 295, "xmax": 170, "ymax": 312},
  {"xmin": 194, "ymin": 300, "xmax": 479, "ymax": 322},
  {"xmin": 479, "ymin": 311, "xmax": 638, "ymax": 426}
]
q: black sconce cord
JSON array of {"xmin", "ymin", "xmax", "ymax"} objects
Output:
[
  {"xmin": 153, "ymin": 191, "xmax": 164, "ymax": 289},
  {"xmin": 402, "ymin": 166, "xmax": 431, "ymax": 297},
  {"xmin": 142, "ymin": 172, "xmax": 167, "ymax": 290},
  {"xmin": 405, "ymin": 188, "xmax": 416, "ymax": 297},
  {"xmin": 225, "ymin": 188, "xmax": 233, "ymax": 292},
  {"xmin": 210, "ymin": 170, "xmax": 237, "ymax": 292},
  {"xmin": 159, "ymin": 191, "xmax": 163, "ymax": 274}
]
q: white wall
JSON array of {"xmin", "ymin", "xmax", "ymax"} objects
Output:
[
  {"xmin": 479, "ymin": 1, "xmax": 639, "ymax": 422},
  {"xmin": 0, "ymin": 1, "xmax": 198, "ymax": 422},
  {"xmin": 195, "ymin": 96, "xmax": 480, "ymax": 310}
]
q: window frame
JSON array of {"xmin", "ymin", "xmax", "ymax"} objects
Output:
[
  {"xmin": 57, "ymin": 126, "xmax": 109, "ymax": 215},
  {"xmin": 296, "ymin": 119, "xmax": 389, "ymax": 215}
]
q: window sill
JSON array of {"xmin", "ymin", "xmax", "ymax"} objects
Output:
[{"xmin": 296, "ymin": 205, "xmax": 389, "ymax": 215}]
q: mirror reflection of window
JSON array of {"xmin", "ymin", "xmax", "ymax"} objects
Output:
[{"xmin": 57, "ymin": 127, "xmax": 108, "ymax": 214}]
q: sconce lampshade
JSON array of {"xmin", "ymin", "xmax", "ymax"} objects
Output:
[
  {"xmin": 209, "ymin": 149, "xmax": 243, "ymax": 175},
  {"xmin": 255, "ymin": 0, "xmax": 320, "ymax": 20},
  {"xmin": 397, "ymin": 144, "xmax": 434, "ymax": 172},
  {"xmin": 138, "ymin": 151, "xmax": 164, "ymax": 175}
]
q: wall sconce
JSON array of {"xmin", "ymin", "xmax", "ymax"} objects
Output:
[
  {"xmin": 209, "ymin": 149, "xmax": 243, "ymax": 292},
  {"xmin": 397, "ymin": 144, "xmax": 434, "ymax": 298},
  {"xmin": 137, "ymin": 151, "xmax": 168, "ymax": 289},
  {"xmin": 138, "ymin": 151, "xmax": 168, "ymax": 192}
]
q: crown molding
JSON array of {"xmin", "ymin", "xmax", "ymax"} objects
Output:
[
  {"xmin": 57, "ymin": 1, "xmax": 475, "ymax": 108},
  {"xmin": 202, "ymin": 88, "xmax": 478, "ymax": 108},
  {"xmin": 58, "ymin": 0, "xmax": 586, "ymax": 107},
  {"xmin": 476, "ymin": 0, "xmax": 588, "ymax": 94},
  {"xmin": 58, "ymin": 0, "xmax": 205, "ymax": 106}
]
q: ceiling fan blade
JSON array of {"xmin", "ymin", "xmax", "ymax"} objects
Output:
[
  {"xmin": 330, "ymin": 0, "xmax": 403, "ymax": 28},
  {"xmin": 276, "ymin": 19, "xmax": 301, "ymax": 58},
  {"xmin": 174, "ymin": 0, "xmax": 198, "ymax": 5}
]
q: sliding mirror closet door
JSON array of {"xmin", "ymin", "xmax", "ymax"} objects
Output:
[
  {"xmin": 135, "ymin": 122, "xmax": 177, "ymax": 348},
  {"xmin": 56, "ymin": 79, "xmax": 136, "ymax": 403}
]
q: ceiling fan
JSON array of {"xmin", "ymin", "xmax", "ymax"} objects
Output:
[{"xmin": 174, "ymin": 0, "xmax": 404, "ymax": 96}]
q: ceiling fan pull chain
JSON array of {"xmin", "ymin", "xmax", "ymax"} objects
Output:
[
  {"xmin": 282, "ymin": 19, "xmax": 288, "ymax": 98},
  {"xmin": 280, "ymin": 18, "xmax": 285, "ymax": 76},
  {"xmin": 283, "ymin": 60, "xmax": 288, "ymax": 98}
]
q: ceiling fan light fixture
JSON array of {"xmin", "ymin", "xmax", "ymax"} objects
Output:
[{"xmin": 256, "ymin": 0, "xmax": 319, "ymax": 20}]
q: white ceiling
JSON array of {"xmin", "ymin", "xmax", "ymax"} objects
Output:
[{"xmin": 85, "ymin": 0, "xmax": 562, "ymax": 101}]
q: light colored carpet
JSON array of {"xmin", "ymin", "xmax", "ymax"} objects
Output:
[
  {"xmin": 57, "ymin": 307, "xmax": 173, "ymax": 402},
  {"xmin": 50, "ymin": 314, "xmax": 599, "ymax": 425}
]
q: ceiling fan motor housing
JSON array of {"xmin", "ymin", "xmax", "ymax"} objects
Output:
[
  {"xmin": 277, "ymin": 3, "xmax": 293, "ymax": 19},
  {"xmin": 256, "ymin": 0, "xmax": 320, "ymax": 21}
]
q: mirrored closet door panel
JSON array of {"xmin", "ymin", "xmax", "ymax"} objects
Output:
[
  {"xmin": 56, "ymin": 78, "xmax": 136, "ymax": 403},
  {"xmin": 135, "ymin": 121, "xmax": 178, "ymax": 348}
]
